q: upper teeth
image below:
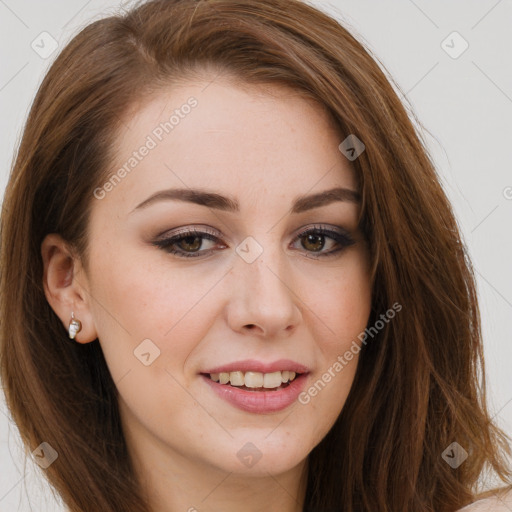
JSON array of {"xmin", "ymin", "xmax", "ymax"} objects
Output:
[{"xmin": 209, "ymin": 370, "xmax": 297, "ymax": 388}]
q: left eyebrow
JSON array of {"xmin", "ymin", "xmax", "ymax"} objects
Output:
[
  {"xmin": 291, "ymin": 186, "xmax": 360, "ymax": 213},
  {"xmin": 130, "ymin": 186, "xmax": 360, "ymax": 215}
]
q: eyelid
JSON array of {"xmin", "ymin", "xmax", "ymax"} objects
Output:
[
  {"xmin": 294, "ymin": 223, "xmax": 352, "ymax": 241},
  {"xmin": 154, "ymin": 224, "xmax": 350, "ymax": 242},
  {"xmin": 154, "ymin": 225, "xmax": 220, "ymax": 239}
]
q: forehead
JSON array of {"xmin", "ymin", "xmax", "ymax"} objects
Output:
[{"xmin": 100, "ymin": 77, "xmax": 357, "ymax": 213}]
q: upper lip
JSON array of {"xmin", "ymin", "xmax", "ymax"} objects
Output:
[{"xmin": 201, "ymin": 359, "xmax": 310, "ymax": 375}]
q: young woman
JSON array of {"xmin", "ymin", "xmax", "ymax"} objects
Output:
[{"xmin": 1, "ymin": 0, "xmax": 511, "ymax": 511}]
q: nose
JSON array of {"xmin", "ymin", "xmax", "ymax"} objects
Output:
[{"xmin": 225, "ymin": 240, "xmax": 302, "ymax": 338}]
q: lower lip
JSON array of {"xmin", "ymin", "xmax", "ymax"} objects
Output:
[{"xmin": 201, "ymin": 373, "xmax": 309, "ymax": 413}]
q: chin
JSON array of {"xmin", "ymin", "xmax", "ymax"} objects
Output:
[{"xmin": 208, "ymin": 433, "xmax": 311, "ymax": 476}]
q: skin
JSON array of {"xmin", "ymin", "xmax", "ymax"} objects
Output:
[{"xmin": 41, "ymin": 74, "xmax": 372, "ymax": 512}]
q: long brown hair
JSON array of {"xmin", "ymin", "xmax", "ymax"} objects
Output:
[{"xmin": 1, "ymin": 0, "xmax": 510, "ymax": 510}]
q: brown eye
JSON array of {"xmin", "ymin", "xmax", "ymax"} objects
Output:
[
  {"xmin": 178, "ymin": 235, "xmax": 203, "ymax": 252},
  {"xmin": 292, "ymin": 225, "xmax": 356, "ymax": 258},
  {"xmin": 153, "ymin": 225, "xmax": 355, "ymax": 260},
  {"xmin": 153, "ymin": 228, "xmax": 221, "ymax": 258},
  {"xmin": 300, "ymin": 233, "xmax": 326, "ymax": 252}
]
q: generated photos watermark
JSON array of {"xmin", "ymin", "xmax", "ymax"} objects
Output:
[
  {"xmin": 298, "ymin": 302, "xmax": 402, "ymax": 405},
  {"xmin": 93, "ymin": 96, "xmax": 198, "ymax": 200}
]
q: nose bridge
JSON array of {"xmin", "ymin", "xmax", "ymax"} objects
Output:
[{"xmin": 228, "ymin": 233, "xmax": 301, "ymax": 334}]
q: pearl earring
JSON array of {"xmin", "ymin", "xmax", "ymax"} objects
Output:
[{"xmin": 68, "ymin": 311, "xmax": 82, "ymax": 340}]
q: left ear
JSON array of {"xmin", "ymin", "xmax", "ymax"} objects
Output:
[{"xmin": 40, "ymin": 233, "xmax": 98, "ymax": 344}]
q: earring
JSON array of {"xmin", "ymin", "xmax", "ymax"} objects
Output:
[{"xmin": 68, "ymin": 311, "xmax": 82, "ymax": 340}]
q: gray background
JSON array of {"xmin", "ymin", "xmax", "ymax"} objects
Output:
[{"xmin": 1, "ymin": 0, "xmax": 511, "ymax": 510}]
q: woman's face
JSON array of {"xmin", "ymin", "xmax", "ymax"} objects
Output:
[{"xmin": 76, "ymin": 77, "xmax": 371, "ymax": 480}]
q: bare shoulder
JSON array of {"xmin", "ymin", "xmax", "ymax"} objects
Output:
[{"xmin": 457, "ymin": 489, "xmax": 512, "ymax": 512}]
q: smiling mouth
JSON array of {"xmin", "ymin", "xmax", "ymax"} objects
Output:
[{"xmin": 201, "ymin": 370, "xmax": 301, "ymax": 391}]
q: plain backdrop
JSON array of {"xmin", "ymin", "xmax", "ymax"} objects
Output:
[{"xmin": 1, "ymin": 0, "xmax": 511, "ymax": 510}]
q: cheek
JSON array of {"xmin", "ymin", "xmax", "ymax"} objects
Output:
[
  {"xmin": 86, "ymin": 251, "xmax": 210, "ymax": 430},
  {"xmin": 297, "ymin": 256, "xmax": 371, "ymax": 428},
  {"xmin": 87, "ymin": 244, "xmax": 225, "ymax": 377},
  {"xmin": 302, "ymin": 257, "xmax": 372, "ymax": 348},
  {"xmin": 332, "ymin": 276, "xmax": 372, "ymax": 342}
]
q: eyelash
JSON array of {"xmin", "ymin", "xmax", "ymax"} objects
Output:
[{"xmin": 152, "ymin": 224, "xmax": 356, "ymax": 259}]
